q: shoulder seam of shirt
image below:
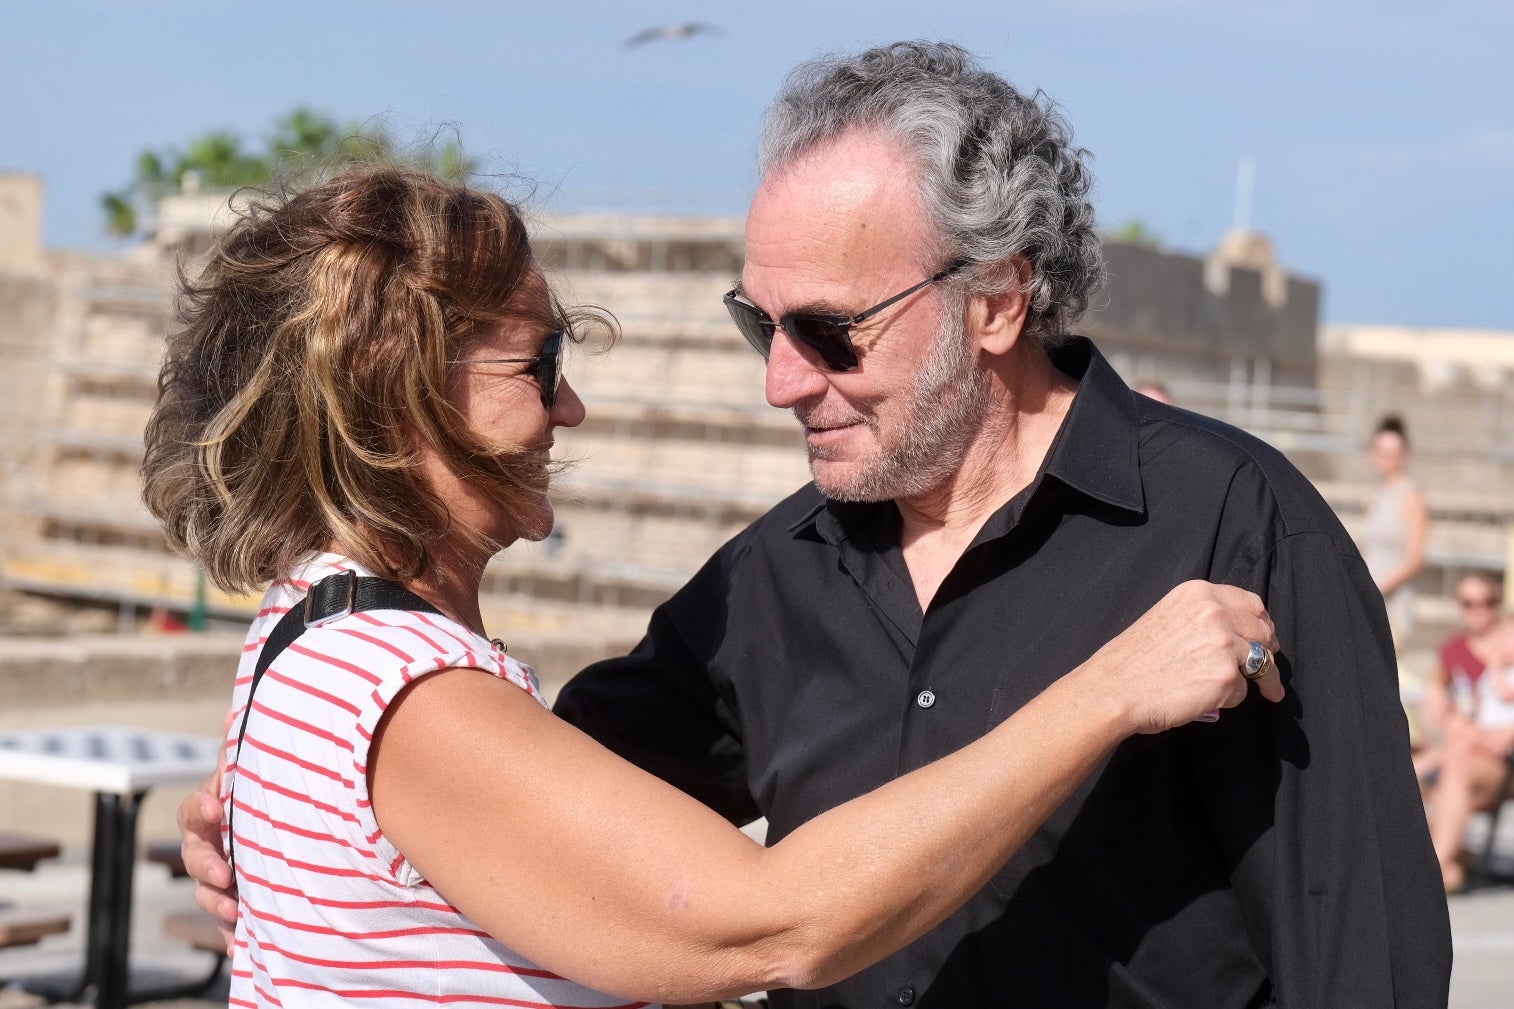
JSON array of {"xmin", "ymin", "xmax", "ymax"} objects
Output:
[
  {"xmin": 1231, "ymin": 528, "xmax": 1364, "ymax": 587},
  {"xmin": 1141, "ymin": 411, "xmax": 1341, "ymax": 540}
]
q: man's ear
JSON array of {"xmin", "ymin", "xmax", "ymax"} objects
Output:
[{"xmin": 971, "ymin": 256, "xmax": 1033, "ymax": 356}]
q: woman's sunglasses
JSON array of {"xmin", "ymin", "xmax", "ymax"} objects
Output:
[
  {"xmin": 450, "ymin": 328, "xmax": 565, "ymax": 408},
  {"xmin": 723, "ymin": 260, "xmax": 966, "ymax": 371}
]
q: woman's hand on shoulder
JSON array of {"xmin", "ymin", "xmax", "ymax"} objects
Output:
[{"xmin": 1080, "ymin": 580, "xmax": 1283, "ymax": 736}]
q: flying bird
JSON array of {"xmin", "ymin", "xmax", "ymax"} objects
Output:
[{"xmin": 623, "ymin": 21, "xmax": 723, "ymax": 48}]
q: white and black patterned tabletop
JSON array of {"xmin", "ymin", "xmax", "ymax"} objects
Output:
[{"xmin": 0, "ymin": 725, "xmax": 221, "ymax": 794}]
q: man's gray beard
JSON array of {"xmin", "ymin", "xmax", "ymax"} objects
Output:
[{"xmin": 809, "ymin": 298, "xmax": 992, "ymax": 503}]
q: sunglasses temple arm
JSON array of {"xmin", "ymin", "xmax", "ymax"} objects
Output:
[{"xmin": 851, "ymin": 260, "xmax": 967, "ymax": 324}]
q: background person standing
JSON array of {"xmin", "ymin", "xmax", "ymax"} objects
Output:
[{"xmin": 1362, "ymin": 414, "xmax": 1429, "ymax": 647}]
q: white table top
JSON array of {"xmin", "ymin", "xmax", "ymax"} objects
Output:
[{"xmin": 0, "ymin": 724, "xmax": 221, "ymax": 795}]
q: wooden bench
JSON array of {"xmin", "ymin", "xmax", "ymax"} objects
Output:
[
  {"xmin": 0, "ymin": 906, "xmax": 72, "ymax": 948},
  {"xmin": 160, "ymin": 909, "xmax": 228, "ymax": 994},
  {"xmin": 149, "ymin": 846, "xmax": 230, "ymax": 993},
  {"xmin": 0, "ymin": 833, "xmax": 62, "ymax": 872},
  {"xmin": 146, "ymin": 840, "xmax": 189, "ymax": 878},
  {"xmin": 162, "ymin": 909, "xmax": 226, "ymax": 954}
]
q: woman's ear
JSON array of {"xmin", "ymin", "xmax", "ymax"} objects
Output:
[{"xmin": 970, "ymin": 256, "xmax": 1033, "ymax": 357}]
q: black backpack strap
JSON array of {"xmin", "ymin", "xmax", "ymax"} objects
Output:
[{"xmin": 227, "ymin": 570, "xmax": 443, "ymax": 861}]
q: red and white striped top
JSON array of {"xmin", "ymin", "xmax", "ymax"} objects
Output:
[{"xmin": 223, "ymin": 553, "xmax": 651, "ymax": 1009}]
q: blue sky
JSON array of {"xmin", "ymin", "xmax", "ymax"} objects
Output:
[{"xmin": 2, "ymin": 0, "xmax": 1509, "ymax": 328}]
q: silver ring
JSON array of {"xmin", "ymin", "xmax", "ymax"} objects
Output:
[{"xmin": 1242, "ymin": 640, "xmax": 1272, "ymax": 681}]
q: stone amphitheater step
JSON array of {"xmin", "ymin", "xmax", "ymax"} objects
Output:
[
  {"xmin": 532, "ymin": 504, "xmax": 751, "ymax": 577},
  {"xmin": 572, "ymin": 345, "xmax": 770, "ymax": 407}
]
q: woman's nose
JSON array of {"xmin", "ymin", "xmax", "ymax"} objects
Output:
[{"xmin": 551, "ymin": 377, "xmax": 586, "ymax": 428}]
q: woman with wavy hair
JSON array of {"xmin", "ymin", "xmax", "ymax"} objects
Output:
[{"xmin": 143, "ymin": 166, "xmax": 1279, "ymax": 1008}]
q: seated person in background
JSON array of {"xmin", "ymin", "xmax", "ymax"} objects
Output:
[
  {"xmin": 1426, "ymin": 609, "xmax": 1514, "ymax": 892},
  {"xmin": 1416, "ymin": 570, "xmax": 1505, "ymax": 780}
]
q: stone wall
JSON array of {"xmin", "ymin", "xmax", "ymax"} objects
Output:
[
  {"xmin": 1086, "ymin": 237, "xmax": 1320, "ymax": 387},
  {"xmin": 0, "ymin": 631, "xmax": 634, "ymax": 845},
  {"xmin": 0, "ymin": 187, "xmax": 1326, "ymax": 641},
  {"xmin": 0, "ymin": 172, "xmax": 44, "ymax": 276},
  {"xmin": 0, "ymin": 630, "xmax": 631, "ymax": 710},
  {"xmin": 0, "ymin": 272, "xmax": 55, "ymax": 576}
]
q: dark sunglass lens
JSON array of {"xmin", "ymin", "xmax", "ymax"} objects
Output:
[
  {"xmin": 725, "ymin": 297, "xmax": 775, "ymax": 358},
  {"xmin": 786, "ymin": 316, "xmax": 859, "ymax": 371},
  {"xmin": 541, "ymin": 330, "xmax": 565, "ymax": 408}
]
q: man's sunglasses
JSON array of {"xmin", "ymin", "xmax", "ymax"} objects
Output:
[
  {"xmin": 723, "ymin": 260, "xmax": 966, "ymax": 371},
  {"xmin": 449, "ymin": 328, "xmax": 565, "ymax": 408}
]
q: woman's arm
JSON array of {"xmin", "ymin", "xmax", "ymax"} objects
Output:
[
  {"xmin": 1481, "ymin": 724, "xmax": 1514, "ymax": 758},
  {"xmin": 371, "ymin": 581, "xmax": 1280, "ymax": 1004},
  {"xmin": 1378, "ymin": 485, "xmax": 1429, "ymax": 595}
]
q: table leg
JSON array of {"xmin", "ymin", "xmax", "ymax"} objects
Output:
[
  {"xmin": 93, "ymin": 790, "xmax": 144, "ymax": 1009},
  {"xmin": 38, "ymin": 792, "xmax": 119, "ymax": 1004},
  {"xmin": 27, "ymin": 788, "xmax": 215, "ymax": 1008},
  {"xmin": 26, "ymin": 791, "xmax": 125, "ymax": 1005}
]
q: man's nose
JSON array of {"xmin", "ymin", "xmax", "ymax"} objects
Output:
[{"xmin": 764, "ymin": 329, "xmax": 831, "ymax": 408}]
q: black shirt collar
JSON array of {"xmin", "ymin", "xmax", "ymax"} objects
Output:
[
  {"xmin": 791, "ymin": 336, "xmax": 1145, "ymax": 545},
  {"xmin": 1038, "ymin": 337, "xmax": 1146, "ymax": 515}
]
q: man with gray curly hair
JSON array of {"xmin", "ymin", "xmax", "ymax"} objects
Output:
[
  {"xmin": 559, "ymin": 41, "xmax": 1450, "ymax": 1007},
  {"xmin": 740, "ymin": 41, "xmax": 1106, "ymax": 513}
]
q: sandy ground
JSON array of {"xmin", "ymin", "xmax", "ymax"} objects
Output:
[
  {"xmin": 2, "ymin": 655, "xmax": 1508, "ymax": 1007},
  {"xmin": 2, "ymin": 852, "xmax": 1512, "ymax": 1008}
]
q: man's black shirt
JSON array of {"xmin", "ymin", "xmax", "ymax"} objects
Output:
[{"xmin": 555, "ymin": 338, "xmax": 1451, "ymax": 1008}]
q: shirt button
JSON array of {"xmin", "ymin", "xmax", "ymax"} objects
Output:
[
  {"xmin": 895, "ymin": 984, "xmax": 916, "ymax": 1006},
  {"xmin": 916, "ymin": 690, "xmax": 936, "ymax": 709}
]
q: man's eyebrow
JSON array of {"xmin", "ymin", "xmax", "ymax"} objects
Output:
[
  {"xmin": 729, "ymin": 281, "xmax": 851, "ymax": 319},
  {"xmin": 788, "ymin": 299, "xmax": 851, "ymax": 316}
]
